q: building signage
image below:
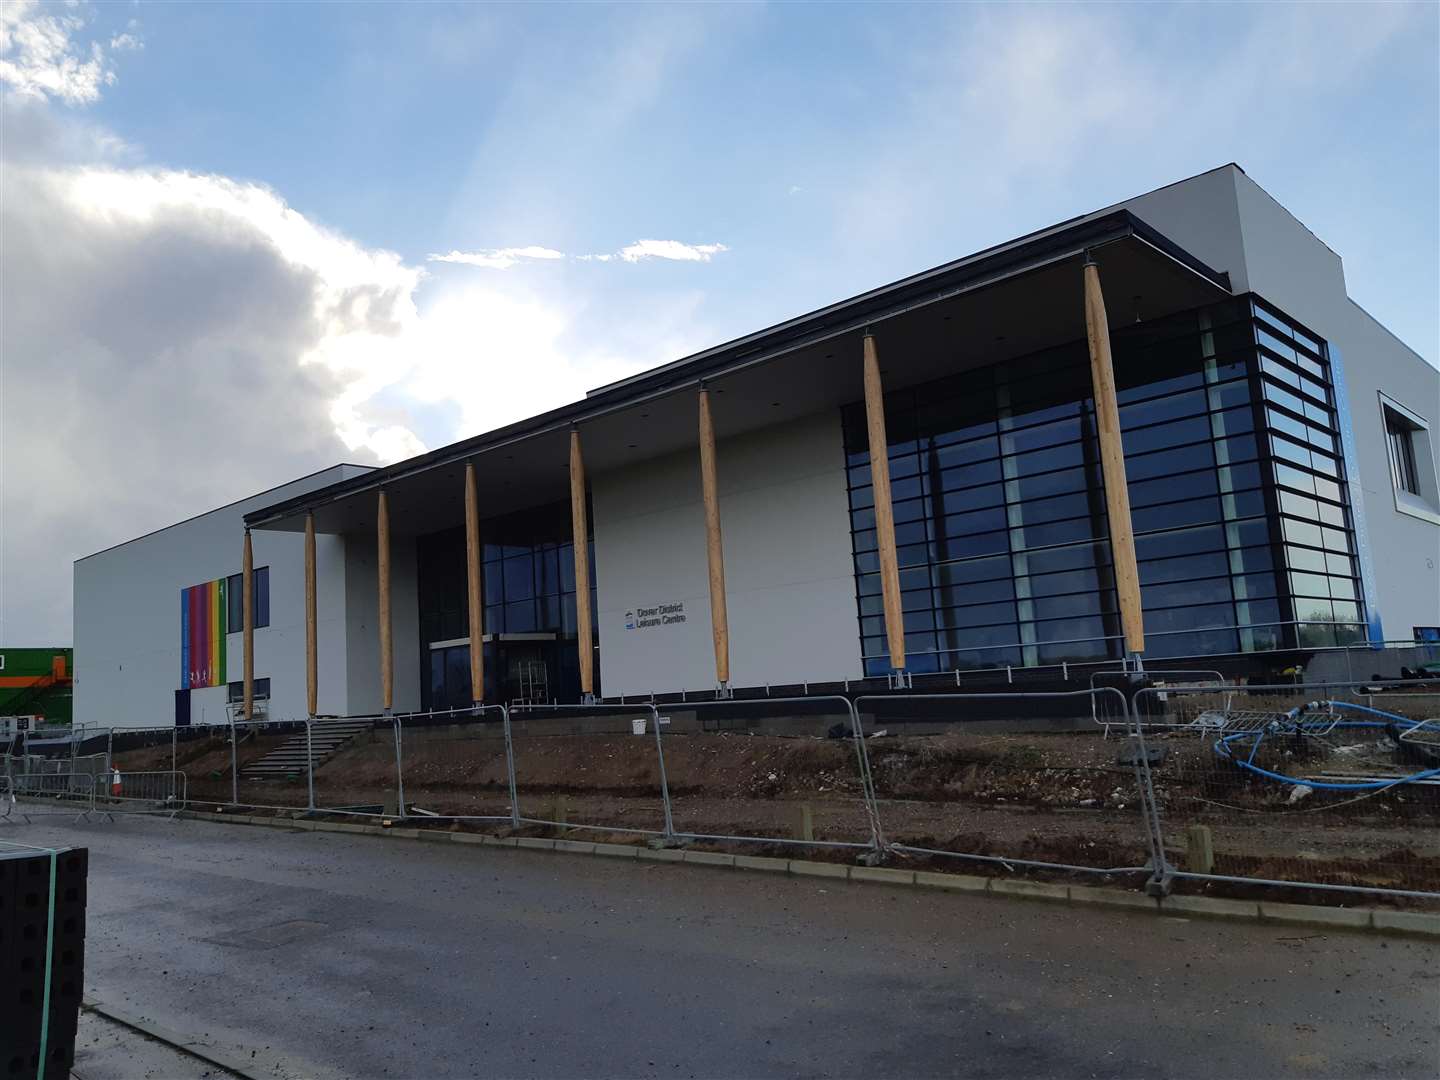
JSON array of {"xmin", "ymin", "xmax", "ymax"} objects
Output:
[{"xmin": 625, "ymin": 601, "xmax": 686, "ymax": 631}]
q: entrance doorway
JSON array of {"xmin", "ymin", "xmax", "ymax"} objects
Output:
[
  {"xmin": 501, "ymin": 644, "xmax": 549, "ymax": 705},
  {"xmin": 426, "ymin": 636, "xmax": 584, "ymax": 709}
]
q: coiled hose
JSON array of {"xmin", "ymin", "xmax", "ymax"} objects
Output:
[{"xmin": 1212, "ymin": 700, "xmax": 1440, "ymax": 791}]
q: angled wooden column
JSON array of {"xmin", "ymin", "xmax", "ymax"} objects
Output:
[
  {"xmin": 304, "ymin": 512, "xmax": 317, "ymax": 717},
  {"xmin": 569, "ymin": 428, "xmax": 595, "ymax": 699},
  {"xmin": 697, "ymin": 386, "xmax": 730, "ymax": 690},
  {"xmin": 1083, "ymin": 258, "xmax": 1145, "ymax": 656},
  {"xmin": 464, "ymin": 462, "xmax": 485, "ymax": 703},
  {"xmin": 377, "ymin": 488, "xmax": 394, "ymax": 710},
  {"xmin": 242, "ymin": 528, "xmax": 255, "ymax": 720},
  {"xmin": 862, "ymin": 332, "xmax": 906, "ymax": 673}
]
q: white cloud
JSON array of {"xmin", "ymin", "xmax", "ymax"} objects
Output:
[
  {"xmin": 1, "ymin": 106, "xmax": 719, "ymax": 643},
  {"xmin": 432, "ymin": 240, "xmax": 731, "ymax": 268},
  {"xmin": 427, "ymin": 246, "xmax": 566, "ymax": 269},
  {"xmin": 615, "ymin": 240, "xmax": 728, "ymax": 263},
  {"xmin": 0, "ymin": 0, "xmax": 137, "ymax": 105}
]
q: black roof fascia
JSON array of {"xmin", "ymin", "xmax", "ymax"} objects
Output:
[{"xmin": 244, "ymin": 209, "xmax": 1230, "ymax": 528}]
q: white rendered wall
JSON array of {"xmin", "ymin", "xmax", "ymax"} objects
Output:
[
  {"xmin": 342, "ymin": 531, "xmax": 422, "ymax": 715},
  {"xmin": 72, "ymin": 465, "xmax": 370, "ymax": 729},
  {"xmin": 1327, "ymin": 304, "xmax": 1440, "ymax": 639},
  {"xmin": 592, "ymin": 411, "xmax": 862, "ymax": 697},
  {"xmin": 1108, "ymin": 165, "xmax": 1440, "ymax": 640}
]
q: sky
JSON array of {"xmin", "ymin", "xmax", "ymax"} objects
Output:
[{"xmin": 1, "ymin": 0, "xmax": 1437, "ymax": 645}]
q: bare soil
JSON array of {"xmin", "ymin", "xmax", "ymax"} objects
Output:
[{"xmin": 114, "ymin": 724, "xmax": 1440, "ymax": 905}]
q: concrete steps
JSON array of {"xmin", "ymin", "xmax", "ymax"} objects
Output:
[{"xmin": 241, "ymin": 720, "xmax": 373, "ymax": 780}]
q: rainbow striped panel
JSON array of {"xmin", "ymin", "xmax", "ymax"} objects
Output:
[
  {"xmin": 216, "ymin": 577, "xmax": 227, "ymax": 684},
  {"xmin": 180, "ymin": 589, "xmax": 191, "ymax": 690},
  {"xmin": 180, "ymin": 578, "xmax": 230, "ymax": 690}
]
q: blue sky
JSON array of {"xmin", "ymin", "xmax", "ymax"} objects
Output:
[
  {"xmin": 1, "ymin": 0, "xmax": 1438, "ymax": 641},
  {"xmin": 85, "ymin": 1, "xmax": 1439, "ymax": 358}
]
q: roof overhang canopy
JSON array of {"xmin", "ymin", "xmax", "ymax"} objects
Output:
[{"xmin": 246, "ymin": 210, "xmax": 1231, "ymax": 538}]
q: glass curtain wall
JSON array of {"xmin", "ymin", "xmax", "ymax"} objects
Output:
[
  {"xmin": 417, "ymin": 500, "xmax": 597, "ymax": 706},
  {"xmin": 841, "ymin": 296, "xmax": 1365, "ymax": 677}
]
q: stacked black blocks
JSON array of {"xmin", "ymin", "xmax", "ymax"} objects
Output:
[{"xmin": 1, "ymin": 847, "xmax": 87, "ymax": 1079}]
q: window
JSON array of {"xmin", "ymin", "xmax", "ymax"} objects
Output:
[
  {"xmin": 416, "ymin": 500, "xmax": 597, "ymax": 707},
  {"xmin": 844, "ymin": 296, "xmax": 1372, "ymax": 670},
  {"xmin": 1379, "ymin": 394, "xmax": 1439, "ymax": 524},
  {"xmin": 226, "ymin": 677, "xmax": 271, "ymax": 703},
  {"xmin": 1386, "ymin": 407, "xmax": 1420, "ymax": 494},
  {"xmin": 225, "ymin": 567, "xmax": 270, "ymax": 631},
  {"xmin": 226, "ymin": 573, "xmax": 242, "ymax": 632}
]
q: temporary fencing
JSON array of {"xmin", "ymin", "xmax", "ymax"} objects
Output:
[
  {"xmin": 658, "ymin": 695, "xmax": 882, "ymax": 853},
  {"xmin": 226, "ymin": 719, "xmax": 314, "ymax": 814},
  {"xmin": 95, "ymin": 770, "xmax": 187, "ymax": 818},
  {"xmin": 1091, "ymin": 669, "xmax": 1224, "ymax": 735},
  {"xmin": 506, "ymin": 703, "xmax": 671, "ymax": 837},
  {"xmin": 87, "ymin": 681, "xmax": 1440, "ymax": 906},
  {"xmin": 390, "ymin": 706, "xmax": 512, "ymax": 823},
  {"xmin": 854, "ymin": 690, "xmax": 1160, "ymax": 880},
  {"xmin": 1132, "ymin": 681, "xmax": 1440, "ymax": 900},
  {"xmin": 4, "ymin": 773, "xmax": 97, "ymax": 823}
]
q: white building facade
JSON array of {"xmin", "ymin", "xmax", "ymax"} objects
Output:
[
  {"xmin": 74, "ymin": 466, "xmax": 375, "ymax": 729},
  {"xmin": 73, "ymin": 166, "xmax": 1439, "ymax": 727}
]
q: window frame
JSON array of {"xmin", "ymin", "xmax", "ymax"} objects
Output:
[
  {"xmin": 1378, "ymin": 392, "xmax": 1440, "ymax": 525},
  {"xmin": 225, "ymin": 567, "xmax": 270, "ymax": 631}
]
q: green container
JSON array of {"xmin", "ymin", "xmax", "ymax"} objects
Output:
[{"xmin": 0, "ymin": 647, "xmax": 74, "ymax": 725}]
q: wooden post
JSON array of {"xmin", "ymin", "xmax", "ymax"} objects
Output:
[
  {"xmin": 304, "ymin": 512, "xmax": 317, "ymax": 718},
  {"xmin": 378, "ymin": 488, "xmax": 393, "ymax": 711},
  {"xmin": 792, "ymin": 801, "xmax": 815, "ymax": 843},
  {"xmin": 1083, "ymin": 260, "xmax": 1145, "ymax": 655},
  {"xmin": 464, "ymin": 462, "xmax": 485, "ymax": 703},
  {"xmin": 862, "ymin": 332, "xmax": 906, "ymax": 672},
  {"xmin": 698, "ymin": 387, "xmax": 730, "ymax": 688},
  {"xmin": 242, "ymin": 529, "xmax": 254, "ymax": 721},
  {"xmin": 1185, "ymin": 823, "xmax": 1215, "ymax": 874},
  {"xmin": 569, "ymin": 429, "xmax": 594, "ymax": 698}
]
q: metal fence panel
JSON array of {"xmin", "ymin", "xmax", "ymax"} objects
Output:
[
  {"xmin": 854, "ymin": 690, "xmax": 1158, "ymax": 880},
  {"xmin": 506, "ymin": 704, "xmax": 670, "ymax": 837},
  {"xmin": 96, "ymin": 770, "xmax": 188, "ymax": 817},
  {"xmin": 1134, "ymin": 682, "xmax": 1440, "ymax": 902},
  {"xmin": 227, "ymin": 720, "xmax": 312, "ymax": 813},
  {"xmin": 5, "ymin": 773, "xmax": 96, "ymax": 822},
  {"xmin": 119, "ymin": 725, "xmax": 231, "ymax": 808},
  {"xmin": 657, "ymin": 696, "xmax": 882, "ymax": 852},
  {"xmin": 390, "ymin": 707, "xmax": 514, "ymax": 823},
  {"xmin": 297, "ymin": 715, "xmax": 390, "ymax": 817}
]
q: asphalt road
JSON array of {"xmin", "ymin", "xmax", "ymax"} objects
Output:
[{"xmin": 8, "ymin": 816, "xmax": 1437, "ymax": 1079}]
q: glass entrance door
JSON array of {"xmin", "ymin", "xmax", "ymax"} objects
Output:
[
  {"xmin": 502, "ymin": 644, "xmax": 550, "ymax": 705},
  {"xmin": 427, "ymin": 640, "xmax": 565, "ymax": 708}
]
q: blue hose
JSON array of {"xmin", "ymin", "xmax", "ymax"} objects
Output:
[{"xmin": 1212, "ymin": 701, "xmax": 1440, "ymax": 791}]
